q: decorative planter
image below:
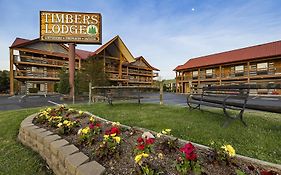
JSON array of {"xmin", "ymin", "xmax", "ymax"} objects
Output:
[{"xmin": 18, "ymin": 112, "xmax": 281, "ymax": 175}]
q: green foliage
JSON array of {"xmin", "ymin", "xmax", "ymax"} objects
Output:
[
  {"xmin": 235, "ymin": 169, "xmax": 247, "ymax": 175},
  {"xmin": 58, "ymin": 68, "xmax": 70, "ymax": 94},
  {"xmin": 0, "ymin": 70, "xmax": 10, "ymax": 93},
  {"xmin": 57, "ymin": 68, "xmax": 86, "ymax": 95},
  {"xmin": 81, "ymin": 57, "xmax": 110, "ymax": 87}
]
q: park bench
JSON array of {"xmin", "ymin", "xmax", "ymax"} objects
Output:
[
  {"xmin": 90, "ymin": 86, "xmax": 159, "ymax": 105},
  {"xmin": 187, "ymin": 84, "xmax": 281, "ymax": 127}
]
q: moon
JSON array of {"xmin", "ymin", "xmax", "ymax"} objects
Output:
[{"xmin": 191, "ymin": 8, "xmax": 195, "ymax": 11}]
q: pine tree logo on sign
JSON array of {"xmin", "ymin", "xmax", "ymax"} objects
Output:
[{"xmin": 87, "ymin": 25, "xmax": 98, "ymax": 35}]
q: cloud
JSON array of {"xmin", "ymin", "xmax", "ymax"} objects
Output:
[{"xmin": 1, "ymin": 0, "xmax": 281, "ymax": 80}]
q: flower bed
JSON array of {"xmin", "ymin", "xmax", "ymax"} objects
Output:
[{"xmin": 29, "ymin": 105, "xmax": 280, "ymax": 175}]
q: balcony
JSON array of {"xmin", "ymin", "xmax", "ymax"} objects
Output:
[
  {"xmin": 14, "ymin": 55, "xmax": 79, "ymax": 69},
  {"xmin": 14, "ymin": 70, "xmax": 60, "ymax": 80}
]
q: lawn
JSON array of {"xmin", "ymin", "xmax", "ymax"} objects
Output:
[
  {"xmin": 0, "ymin": 108, "xmax": 53, "ymax": 175},
  {"xmin": 0, "ymin": 102, "xmax": 280, "ymax": 175}
]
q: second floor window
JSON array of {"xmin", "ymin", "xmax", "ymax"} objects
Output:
[
  {"xmin": 235, "ymin": 65, "xmax": 244, "ymax": 72},
  {"xmin": 205, "ymin": 69, "xmax": 213, "ymax": 78},
  {"xmin": 234, "ymin": 65, "xmax": 244, "ymax": 76},
  {"xmin": 257, "ymin": 62, "xmax": 268, "ymax": 70},
  {"xmin": 192, "ymin": 71, "xmax": 198, "ymax": 78},
  {"xmin": 257, "ymin": 62, "xmax": 268, "ymax": 75}
]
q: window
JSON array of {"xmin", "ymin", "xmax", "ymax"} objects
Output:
[
  {"xmin": 192, "ymin": 71, "xmax": 198, "ymax": 77},
  {"xmin": 235, "ymin": 65, "xmax": 244, "ymax": 72},
  {"xmin": 257, "ymin": 62, "xmax": 268, "ymax": 70},
  {"xmin": 206, "ymin": 69, "xmax": 213, "ymax": 75},
  {"xmin": 234, "ymin": 65, "xmax": 244, "ymax": 76},
  {"xmin": 205, "ymin": 69, "xmax": 213, "ymax": 78}
]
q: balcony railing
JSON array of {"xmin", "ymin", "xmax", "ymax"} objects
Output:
[
  {"xmin": 177, "ymin": 67, "xmax": 281, "ymax": 81},
  {"xmin": 14, "ymin": 55, "xmax": 79, "ymax": 68},
  {"xmin": 14, "ymin": 70, "xmax": 60, "ymax": 79}
]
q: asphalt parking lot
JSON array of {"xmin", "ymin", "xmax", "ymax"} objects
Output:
[{"xmin": 0, "ymin": 93, "xmax": 281, "ymax": 114}]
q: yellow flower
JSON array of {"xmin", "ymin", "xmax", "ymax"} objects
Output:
[
  {"xmin": 158, "ymin": 153, "xmax": 164, "ymax": 159},
  {"xmin": 57, "ymin": 123, "xmax": 63, "ymax": 127},
  {"xmin": 63, "ymin": 120, "xmax": 69, "ymax": 125},
  {"xmin": 103, "ymin": 135, "xmax": 109, "ymax": 139},
  {"xmin": 89, "ymin": 116, "xmax": 94, "ymax": 122},
  {"xmin": 134, "ymin": 153, "xmax": 149, "ymax": 164},
  {"xmin": 110, "ymin": 133, "xmax": 116, "ymax": 137},
  {"xmin": 161, "ymin": 129, "xmax": 171, "ymax": 135},
  {"xmin": 221, "ymin": 144, "xmax": 236, "ymax": 157},
  {"xmin": 79, "ymin": 111, "xmax": 84, "ymax": 115},
  {"xmin": 112, "ymin": 122, "xmax": 120, "ymax": 126},
  {"xmin": 113, "ymin": 136, "xmax": 121, "ymax": 144},
  {"xmin": 81, "ymin": 127, "xmax": 90, "ymax": 134}
]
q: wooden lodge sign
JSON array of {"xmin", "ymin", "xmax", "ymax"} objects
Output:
[{"xmin": 40, "ymin": 11, "xmax": 102, "ymax": 44}]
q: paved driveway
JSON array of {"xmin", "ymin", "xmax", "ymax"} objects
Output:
[
  {"xmin": 0, "ymin": 93, "xmax": 280, "ymax": 114},
  {"xmin": 0, "ymin": 95, "xmax": 62, "ymax": 111}
]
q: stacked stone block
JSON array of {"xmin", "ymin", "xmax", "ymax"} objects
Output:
[{"xmin": 18, "ymin": 114, "xmax": 105, "ymax": 175}]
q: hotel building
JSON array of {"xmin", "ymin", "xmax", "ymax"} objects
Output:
[
  {"xmin": 9, "ymin": 36, "xmax": 159, "ymax": 95},
  {"xmin": 174, "ymin": 40, "xmax": 281, "ymax": 94}
]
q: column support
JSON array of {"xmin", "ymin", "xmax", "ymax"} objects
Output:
[{"xmin": 68, "ymin": 43, "xmax": 76, "ymax": 104}]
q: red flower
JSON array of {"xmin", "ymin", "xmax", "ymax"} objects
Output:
[
  {"xmin": 180, "ymin": 143, "xmax": 197, "ymax": 161},
  {"xmin": 137, "ymin": 137, "xmax": 144, "ymax": 143},
  {"xmin": 89, "ymin": 123, "xmax": 94, "ymax": 129},
  {"xmin": 145, "ymin": 138, "xmax": 155, "ymax": 145},
  {"xmin": 137, "ymin": 144, "xmax": 145, "ymax": 150},
  {"xmin": 110, "ymin": 127, "xmax": 120, "ymax": 135},
  {"xmin": 105, "ymin": 126, "xmax": 120, "ymax": 135},
  {"xmin": 95, "ymin": 123, "xmax": 101, "ymax": 128},
  {"xmin": 261, "ymin": 170, "xmax": 274, "ymax": 175},
  {"xmin": 185, "ymin": 152, "xmax": 197, "ymax": 161}
]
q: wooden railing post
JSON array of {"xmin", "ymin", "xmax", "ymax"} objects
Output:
[
  {"xmin": 160, "ymin": 81, "xmax": 163, "ymax": 105},
  {"xmin": 88, "ymin": 82, "xmax": 92, "ymax": 104}
]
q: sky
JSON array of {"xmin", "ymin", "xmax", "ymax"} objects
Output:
[{"xmin": 1, "ymin": 0, "xmax": 281, "ymax": 79}]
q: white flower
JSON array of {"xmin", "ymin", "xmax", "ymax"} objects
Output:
[
  {"xmin": 156, "ymin": 133, "xmax": 162, "ymax": 138},
  {"xmin": 142, "ymin": 131, "xmax": 155, "ymax": 140},
  {"xmin": 77, "ymin": 128, "xmax": 82, "ymax": 135}
]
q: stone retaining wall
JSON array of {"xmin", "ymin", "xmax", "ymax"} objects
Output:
[{"xmin": 18, "ymin": 114, "xmax": 105, "ymax": 175}]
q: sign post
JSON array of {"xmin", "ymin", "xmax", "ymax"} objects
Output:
[
  {"xmin": 39, "ymin": 11, "xmax": 102, "ymax": 102},
  {"xmin": 68, "ymin": 43, "xmax": 76, "ymax": 103}
]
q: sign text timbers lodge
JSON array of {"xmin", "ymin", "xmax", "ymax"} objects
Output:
[{"xmin": 40, "ymin": 11, "xmax": 102, "ymax": 44}]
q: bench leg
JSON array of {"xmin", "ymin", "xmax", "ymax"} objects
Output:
[{"xmin": 223, "ymin": 109, "xmax": 247, "ymax": 127}]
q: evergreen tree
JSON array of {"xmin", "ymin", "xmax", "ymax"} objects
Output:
[
  {"xmin": 58, "ymin": 68, "xmax": 70, "ymax": 94},
  {"xmin": 0, "ymin": 70, "xmax": 10, "ymax": 93},
  {"xmin": 81, "ymin": 57, "xmax": 109, "ymax": 87}
]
